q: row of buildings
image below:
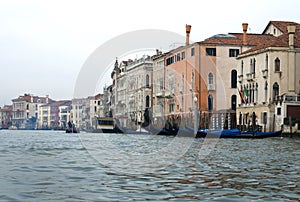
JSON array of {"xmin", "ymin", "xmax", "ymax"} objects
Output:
[
  {"xmin": 0, "ymin": 88, "xmax": 112, "ymax": 130},
  {"xmin": 111, "ymin": 21, "xmax": 300, "ymax": 132},
  {"xmin": 1, "ymin": 20, "xmax": 299, "ymax": 132}
]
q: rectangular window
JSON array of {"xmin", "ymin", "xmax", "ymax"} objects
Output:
[
  {"xmin": 262, "ymin": 112, "xmax": 267, "ymax": 124},
  {"xmin": 159, "ymin": 78, "xmax": 164, "ymax": 90},
  {"xmin": 181, "ymin": 51, "xmax": 185, "ymax": 60},
  {"xmin": 169, "ymin": 103, "xmax": 175, "ymax": 113},
  {"xmin": 229, "ymin": 49, "xmax": 239, "ymax": 57},
  {"xmin": 277, "ymin": 108, "xmax": 281, "ymax": 115},
  {"xmin": 177, "ymin": 53, "xmax": 180, "ymax": 61},
  {"xmin": 166, "ymin": 56, "xmax": 174, "ymax": 66},
  {"xmin": 191, "ymin": 47, "xmax": 195, "ymax": 56},
  {"xmin": 206, "ymin": 48, "xmax": 216, "ymax": 56}
]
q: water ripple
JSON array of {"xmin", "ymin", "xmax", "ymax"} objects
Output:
[{"xmin": 0, "ymin": 130, "xmax": 299, "ymax": 201}]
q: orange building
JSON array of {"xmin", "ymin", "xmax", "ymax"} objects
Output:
[{"xmin": 161, "ymin": 24, "xmax": 277, "ymax": 129}]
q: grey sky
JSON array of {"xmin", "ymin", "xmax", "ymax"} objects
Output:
[{"xmin": 0, "ymin": 0, "xmax": 299, "ymax": 106}]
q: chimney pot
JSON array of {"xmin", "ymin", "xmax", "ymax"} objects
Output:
[
  {"xmin": 242, "ymin": 23, "xmax": 248, "ymax": 45},
  {"xmin": 186, "ymin": 24, "xmax": 192, "ymax": 46},
  {"xmin": 287, "ymin": 24, "xmax": 296, "ymax": 49}
]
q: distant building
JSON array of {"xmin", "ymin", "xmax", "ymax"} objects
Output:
[
  {"xmin": 37, "ymin": 100, "xmax": 71, "ymax": 129},
  {"xmin": 0, "ymin": 105, "xmax": 12, "ymax": 129},
  {"xmin": 111, "ymin": 56, "xmax": 153, "ymax": 128},
  {"xmin": 12, "ymin": 94, "xmax": 53, "ymax": 129},
  {"xmin": 89, "ymin": 93, "xmax": 104, "ymax": 129},
  {"xmin": 237, "ymin": 21, "xmax": 300, "ymax": 132},
  {"xmin": 103, "ymin": 85, "xmax": 113, "ymax": 118},
  {"xmin": 71, "ymin": 98, "xmax": 90, "ymax": 130},
  {"xmin": 58, "ymin": 102, "xmax": 72, "ymax": 129}
]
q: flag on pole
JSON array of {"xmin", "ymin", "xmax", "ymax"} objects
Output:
[
  {"xmin": 243, "ymin": 86, "xmax": 249, "ymax": 104},
  {"xmin": 238, "ymin": 88, "xmax": 245, "ymax": 103}
]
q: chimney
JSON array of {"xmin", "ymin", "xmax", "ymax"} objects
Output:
[
  {"xmin": 186, "ymin": 24, "xmax": 192, "ymax": 46},
  {"xmin": 287, "ymin": 24, "xmax": 296, "ymax": 49},
  {"xmin": 242, "ymin": 23, "xmax": 248, "ymax": 45}
]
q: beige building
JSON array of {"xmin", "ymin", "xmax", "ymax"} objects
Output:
[
  {"xmin": 37, "ymin": 100, "xmax": 71, "ymax": 129},
  {"xmin": 89, "ymin": 93, "xmax": 104, "ymax": 129},
  {"xmin": 58, "ymin": 103, "xmax": 71, "ymax": 129},
  {"xmin": 71, "ymin": 98, "xmax": 90, "ymax": 130},
  {"xmin": 12, "ymin": 94, "xmax": 52, "ymax": 129},
  {"xmin": 38, "ymin": 104, "xmax": 51, "ymax": 129},
  {"xmin": 237, "ymin": 21, "xmax": 300, "ymax": 132},
  {"xmin": 0, "ymin": 105, "xmax": 12, "ymax": 129}
]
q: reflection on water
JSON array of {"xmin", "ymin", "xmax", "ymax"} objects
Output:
[{"xmin": 0, "ymin": 130, "xmax": 299, "ymax": 201}]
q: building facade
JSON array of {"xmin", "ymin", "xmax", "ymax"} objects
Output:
[
  {"xmin": 0, "ymin": 105, "xmax": 12, "ymax": 129},
  {"xmin": 111, "ymin": 56, "xmax": 153, "ymax": 129},
  {"xmin": 237, "ymin": 22, "xmax": 300, "ymax": 132},
  {"xmin": 12, "ymin": 94, "xmax": 52, "ymax": 129}
]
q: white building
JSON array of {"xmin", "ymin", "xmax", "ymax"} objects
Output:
[
  {"xmin": 237, "ymin": 21, "xmax": 300, "ymax": 132},
  {"xmin": 112, "ymin": 56, "xmax": 153, "ymax": 129}
]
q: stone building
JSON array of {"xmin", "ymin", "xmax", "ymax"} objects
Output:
[
  {"xmin": 89, "ymin": 93, "xmax": 104, "ymax": 129},
  {"xmin": 237, "ymin": 21, "xmax": 300, "ymax": 132},
  {"xmin": 71, "ymin": 97, "xmax": 90, "ymax": 130},
  {"xmin": 152, "ymin": 50, "xmax": 166, "ymax": 127},
  {"xmin": 58, "ymin": 102, "xmax": 72, "ymax": 129},
  {"xmin": 11, "ymin": 94, "xmax": 52, "ymax": 129},
  {"xmin": 111, "ymin": 56, "xmax": 153, "ymax": 129},
  {"xmin": 0, "ymin": 105, "xmax": 12, "ymax": 129},
  {"xmin": 37, "ymin": 100, "xmax": 71, "ymax": 129}
]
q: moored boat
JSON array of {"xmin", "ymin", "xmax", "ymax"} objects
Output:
[
  {"xmin": 195, "ymin": 128, "xmax": 282, "ymax": 138},
  {"xmin": 92, "ymin": 117, "xmax": 123, "ymax": 133},
  {"xmin": 66, "ymin": 121, "xmax": 79, "ymax": 133}
]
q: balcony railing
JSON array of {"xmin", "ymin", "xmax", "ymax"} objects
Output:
[
  {"xmin": 246, "ymin": 73, "xmax": 254, "ymax": 81},
  {"xmin": 208, "ymin": 84, "xmax": 215, "ymax": 91},
  {"xmin": 238, "ymin": 75, "xmax": 243, "ymax": 83},
  {"xmin": 261, "ymin": 69, "xmax": 268, "ymax": 78},
  {"xmin": 275, "ymin": 94, "xmax": 300, "ymax": 104},
  {"xmin": 284, "ymin": 95, "xmax": 300, "ymax": 102}
]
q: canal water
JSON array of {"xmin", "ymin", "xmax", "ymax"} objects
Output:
[{"xmin": 0, "ymin": 130, "xmax": 299, "ymax": 201}]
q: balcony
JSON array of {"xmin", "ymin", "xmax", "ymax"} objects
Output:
[
  {"xmin": 238, "ymin": 74, "xmax": 243, "ymax": 83},
  {"xmin": 156, "ymin": 90, "xmax": 163, "ymax": 98},
  {"xmin": 284, "ymin": 95, "xmax": 300, "ymax": 102},
  {"xmin": 246, "ymin": 73, "xmax": 254, "ymax": 81},
  {"xmin": 208, "ymin": 84, "xmax": 215, "ymax": 91},
  {"xmin": 261, "ymin": 69, "xmax": 268, "ymax": 78},
  {"xmin": 274, "ymin": 94, "xmax": 300, "ymax": 105}
]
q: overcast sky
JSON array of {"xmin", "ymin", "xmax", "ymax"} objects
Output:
[{"xmin": 0, "ymin": 0, "xmax": 299, "ymax": 106}]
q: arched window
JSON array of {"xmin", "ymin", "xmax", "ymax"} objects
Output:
[
  {"xmin": 231, "ymin": 95, "xmax": 237, "ymax": 111},
  {"xmin": 264, "ymin": 81, "xmax": 268, "ymax": 103},
  {"xmin": 231, "ymin": 69, "xmax": 237, "ymax": 88},
  {"xmin": 275, "ymin": 58, "xmax": 280, "ymax": 72},
  {"xmin": 208, "ymin": 73, "xmax": 214, "ymax": 85},
  {"xmin": 253, "ymin": 58, "xmax": 256, "ymax": 74},
  {"xmin": 146, "ymin": 74, "xmax": 150, "ymax": 88},
  {"xmin": 146, "ymin": 95, "xmax": 150, "ymax": 108},
  {"xmin": 208, "ymin": 95, "xmax": 213, "ymax": 111},
  {"xmin": 265, "ymin": 54, "xmax": 268, "ymax": 69},
  {"xmin": 208, "ymin": 72, "xmax": 214, "ymax": 90},
  {"xmin": 241, "ymin": 60, "xmax": 244, "ymax": 75},
  {"xmin": 273, "ymin": 82, "xmax": 279, "ymax": 101},
  {"xmin": 255, "ymin": 83, "xmax": 258, "ymax": 103}
]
